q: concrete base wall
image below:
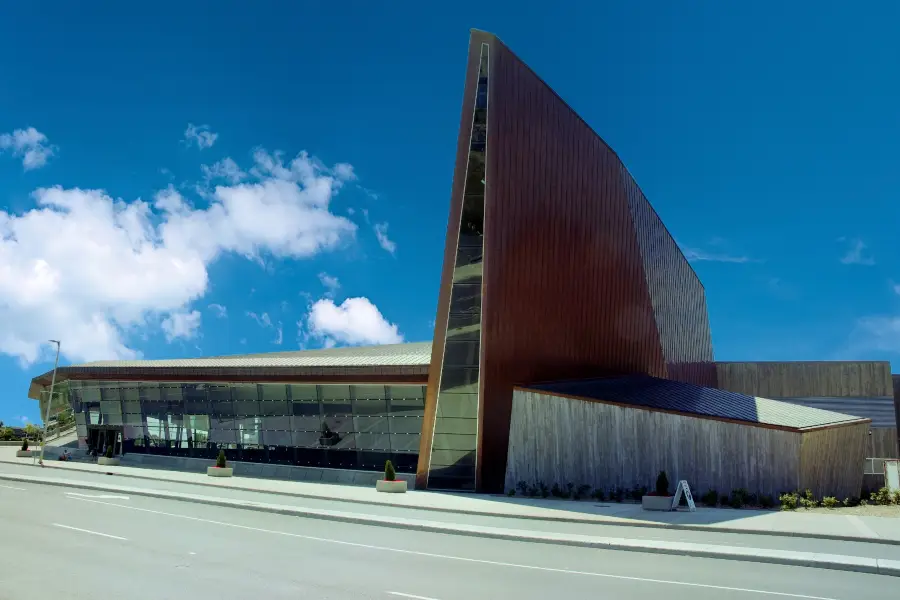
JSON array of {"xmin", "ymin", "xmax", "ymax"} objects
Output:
[{"xmin": 118, "ymin": 453, "xmax": 414, "ymax": 487}]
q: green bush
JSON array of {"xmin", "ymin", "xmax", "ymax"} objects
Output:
[
  {"xmin": 507, "ymin": 488, "xmax": 516, "ymax": 496},
  {"xmin": 729, "ymin": 488, "xmax": 749, "ymax": 508},
  {"xmin": 105, "ymin": 445, "xmax": 114, "ymax": 459},
  {"xmin": 871, "ymin": 487, "xmax": 895, "ymax": 506},
  {"xmin": 821, "ymin": 496, "xmax": 839, "ymax": 508},
  {"xmin": 700, "ymin": 489, "xmax": 718, "ymax": 507},
  {"xmin": 20, "ymin": 439, "xmax": 28, "ymax": 452},
  {"xmin": 216, "ymin": 449, "xmax": 227, "ymax": 469},
  {"xmin": 384, "ymin": 460, "xmax": 396, "ymax": 482},
  {"xmin": 611, "ymin": 487, "xmax": 625, "ymax": 502},
  {"xmin": 516, "ymin": 481, "xmax": 528, "ymax": 496},
  {"xmin": 798, "ymin": 489, "xmax": 818, "ymax": 509},
  {"xmin": 759, "ymin": 495, "xmax": 775, "ymax": 509},
  {"xmin": 538, "ymin": 482, "xmax": 550, "ymax": 498},
  {"xmin": 655, "ymin": 471, "xmax": 670, "ymax": 496},
  {"xmin": 591, "ymin": 488, "xmax": 606, "ymax": 502},
  {"xmin": 575, "ymin": 484, "xmax": 591, "ymax": 500},
  {"xmin": 779, "ymin": 492, "xmax": 799, "ymax": 510},
  {"xmin": 719, "ymin": 494, "xmax": 729, "ymax": 506}
]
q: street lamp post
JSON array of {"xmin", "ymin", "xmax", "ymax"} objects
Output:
[{"xmin": 38, "ymin": 340, "xmax": 61, "ymax": 467}]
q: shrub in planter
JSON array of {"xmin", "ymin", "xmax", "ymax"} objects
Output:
[
  {"xmin": 375, "ymin": 459, "xmax": 406, "ymax": 493},
  {"xmin": 384, "ymin": 459, "xmax": 396, "ymax": 482},
  {"xmin": 105, "ymin": 445, "xmax": 114, "ymax": 459},
  {"xmin": 779, "ymin": 492, "xmax": 799, "ymax": 510},
  {"xmin": 822, "ymin": 496, "xmax": 839, "ymax": 508},
  {"xmin": 216, "ymin": 449, "xmax": 227, "ymax": 469},
  {"xmin": 20, "ymin": 439, "xmax": 28, "ymax": 452},
  {"xmin": 655, "ymin": 471, "xmax": 670, "ymax": 496},
  {"xmin": 700, "ymin": 489, "xmax": 718, "ymax": 507}
]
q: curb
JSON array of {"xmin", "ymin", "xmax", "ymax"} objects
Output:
[
  {"xmin": 3, "ymin": 471, "xmax": 900, "ymax": 577},
  {"xmin": 2, "ymin": 459, "xmax": 899, "ymax": 548}
]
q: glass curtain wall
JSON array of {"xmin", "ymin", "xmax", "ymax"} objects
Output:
[
  {"xmin": 68, "ymin": 380, "xmax": 425, "ymax": 472},
  {"xmin": 427, "ymin": 42, "xmax": 490, "ymax": 491}
]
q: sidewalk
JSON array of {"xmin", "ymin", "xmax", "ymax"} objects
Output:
[{"xmin": 3, "ymin": 446, "xmax": 899, "ymax": 545}]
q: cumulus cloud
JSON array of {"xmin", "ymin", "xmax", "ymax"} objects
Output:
[
  {"xmin": 373, "ymin": 222, "xmax": 396, "ymax": 254},
  {"xmin": 0, "ymin": 149, "xmax": 358, "ymax": 365},
  {"xmin": 0, "ymin": 127, "xmax": 56, "ymax": 170},
  {"xmin": 201, "ymin": 157, "xmax": 246, "ymax": 184},
  {"xmin": 207, "ymin": 303, "xmax": 228, "ymax": 318},
  {"xmin": 304, "ymin": 297, "xmax": 403, "ymax": 348},
  {"xmin": 183, "ymin": 123, "xmax": 218, "ymax": 149},
  {"xmin": 161, "ymin": 310, "xmax": 202, "ymax": 342}
]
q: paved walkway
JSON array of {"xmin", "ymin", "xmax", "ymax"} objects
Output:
[{"xmin": 3, "ymin": 447, "xmax": 898, "ymax": 544}]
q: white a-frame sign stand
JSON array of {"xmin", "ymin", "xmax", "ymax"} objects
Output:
[{"xmin": 671, "ymin": 480, "xmax": 696, "ymax": 512}]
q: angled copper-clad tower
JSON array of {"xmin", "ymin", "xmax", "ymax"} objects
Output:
[{"xmin": 417, "ymin": 30, "xmax": 715, "ymax": 493}]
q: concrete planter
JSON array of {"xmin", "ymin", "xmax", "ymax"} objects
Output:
[
  {"xmin": 98, "ymin": 456, "xmax": 120, "ymax": 466},
  {"xmin": 375, "ymin": 479, "xmax": 408, "ymax": 493},
  {"xmin": 207, "ymin": 466, "xmax": 234, "ymax": 477},
  {"xmin": 642, "ymin": 494, "xmax": 675, "ymax": 511},
  {"xmin": 15, "ymin": 450, "xmax": 32, "ymax": 458}
]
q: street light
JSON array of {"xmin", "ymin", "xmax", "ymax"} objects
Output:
[{"xmin": 38, "ymin": 340, "xmax": 61, "ymax": 467}]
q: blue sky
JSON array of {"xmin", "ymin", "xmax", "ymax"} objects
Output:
[{"xmin": 2, "ymin": 1, "xmax": 899, "ymax": 425}]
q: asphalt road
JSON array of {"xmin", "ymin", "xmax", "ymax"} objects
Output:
[
  {"xmin": 1, "ymin": 460, "xmax": 899, "ymax": 561},
  {"xmin": 0, "ymin": 480, "xmax": 896, "ymax": 600}
]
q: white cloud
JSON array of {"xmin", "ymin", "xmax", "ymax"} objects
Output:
[
  {"xmin": 246, "ymin": 311, "xmax": 283, "ymax": 345},
  {"xmin": 0, "ymin": 127, "xmax": 56, "ymax": 170},
  {"xmin": 373, "ymin": 222, "xmax": 396, "ymax": 254},
  {"xmin": 0, "ymin": 149, "xmax": 358, "ymax": 365},
  {"xmin": 305, "ymin": 297, "xmax": 403, "ymax": 347},
  {"xmin": 201, "ymin": 157, "xmax": 246, "ymax": 184},
  {"xmin": 848, "ymin": 316, "xmax": 900, "ymax": 355},
  {"xmin": 681, "ymin": 247, "xmax": 751, "ymax": 263},
  {"xmin": 161, "ymin": 310, "xmax": 202, "ymax": 342},
  {"xmin": 208, "ymin": 303, "xmax": 228, "ymax": 318},
  {"xmin": 839, "ymin": 238, "xmax": 875, "ymax": 266},
  {"xmin": 183, "ymin": 123, "xmax": 218, "ymax": 150},
  {"xmin": 318, "ymin": 272, "xmax": 340, "ymax": 297},
  {"xmin": 333, "ymin": 163, "xmax": 356, "ymax": 181}
]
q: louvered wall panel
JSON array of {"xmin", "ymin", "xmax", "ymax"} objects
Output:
[
  {"xmin": 623, "ymin": 169, "xmax": 716, "ymax": 386},
  {"xmin": 477, "ymin": 37, "xmax": 664, "ymax": 492}
]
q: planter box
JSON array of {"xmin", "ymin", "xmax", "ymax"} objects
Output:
[
  {"xmin": 15, "ymin": 450, "xmax": 32, "ymax": 458},
  {"xmin": 642, "ymin": 495, "xmax": 675, "ymax": 511},
  {"xmin": 207, "ymin": 466, "xmax": 234, "ymax": 477},
  {"xmin": 98, "ymin": 456, "xmax": 120, "ymax": 466},
  {"xmin": 375, "ymin": 479, "xmax": 408, "ymax": 493}
]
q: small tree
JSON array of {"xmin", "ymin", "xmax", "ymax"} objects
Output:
[
  {"xmin": 216, "ymin": 449, "xmax": 227, "ymax": 469},
  {"xmin": 384, "ymin": 459, "xmax": 396, "ymax": 482},
  {"xmin": 655, "ymin": 471, "xmax": 670, "ymax": 496},
  {"xmin": 105, "ymin": 445, "xmax": 114, "ymax": 459},
  {"xmin": 20, "ymin": 438, "xmax": 29, "ymax": 452}
]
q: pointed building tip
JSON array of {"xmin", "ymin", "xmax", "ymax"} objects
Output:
[{"xmin": 470, "ymin": 28, "xmax": 498, "ymax": 39}]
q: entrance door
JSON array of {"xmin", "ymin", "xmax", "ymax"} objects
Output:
[{"xmin": 86, "ymin": 427, "xmax": 124, "ymax": 456}]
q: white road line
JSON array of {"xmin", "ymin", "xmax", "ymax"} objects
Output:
[
  {"xmin": 845, "ymin": 515, "xmax": 880, "ymax": 539},
  {"xmin": 52, "ymin": 523, "xmax": 128, "ymax": 541},
  {"xmin": 64, "ymin": 492, "xmax": 130, "ymax": 500},
  {"xmin": 0, "ymin": 484, "xmax": 26, "ymax": 491},
  {"xmin": 68, "ymin": 497, "xmax": 839, "ymax": 600},
  {"xmin": 387, "ymin": 593, "xmax": 440, "ymax": 600}
]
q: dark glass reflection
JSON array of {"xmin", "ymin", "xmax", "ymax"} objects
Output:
[
  {"xmin": 428, "ymin": 42, "xmax": 490, "ymax": 491},
  {"xmin": 65, "ymin": 381, "xmax": 425, "ymax": 473}
]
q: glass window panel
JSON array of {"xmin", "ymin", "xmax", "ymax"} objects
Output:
[
  {"xmin": 448, "ymin": 283, "xmax": 482, "ymax": 316},
  {"xmin": 319, "ymin": 385, "xmax": 350, "ymax": 401},
  {"xmin": 433, "ymin": 417, "xmax": 478, "ymax": 436},
  {"xmin": 100, "ymin": 387, "xmax": 120, "ymax": 401},
  {"xmin": 354, "ymin": 416, "xmax": 391, "ymax": 434},
  {"xmin": 105, "ymin": 412, "xmax": 123, "ymax": 426},
  {"xmin": 69, "ymin": 380, "xmax": 83, "ymax": 389},
  {"xmin": 325, "ymin": 416, "xmax": 354, "ymax": 434},
  {"xmin": 233, "ymin": 416, "xmax": 258, "ymax": 430},
  {"xmin": 455, "ymin": 245, "xmax": 483, "ymax": 268},
  {"xmin": 352, "ymin": 385, "xmax": 386, "ymax": 400},
  {"xmin": 291, "ymin": 416, "xmax": 321, "ymax": 432},
  {"xmin": 123, "ymin": 413, "xmax": 143, "ymax": 425},
  {"xmin": 208, "ymin": 427, "xmax": 237, "ymax": 444},
  {"xmin": 234, "ymin": 400, "xmax": 259, "ymax": 416},
  {"xmin": 231, "ymin": 384, "xmax": 259, "ymax": 401},
  {"xmin": 75, "ymin": 423, "xmax": 88, "ymax": 437},
  {"xmin": 139, "ymin": 384, "xmax": 161, "ymax": 402},
  {"xmin": 390, "ymin": 434, "xmax": 421, "ymax": 452},
  {"xmin": 431, "ymin": 433, "xmax": 477, "ymax": 452},
  {"xmin": 82, "ymin": 387, "xmax": 101, "ymax": 403},
  {"xmin": 390, "ymin": 397, "xmax": 425, "ymax": 417},
  {"xmin": 264, "ymin": 430, "xmax": 291, "ymax": 446},
  {"xmin": 99, "ymin": 400, "xmax": 122, "ymax": 414},
  {"xmin": 289, "ymin": 385, "xmax": 317, "ymax": 401},
  {"xmin": 183, "ymin": 384, "xmax": 209, "ymax": 413},
  {"xmin": 439, "ymin": 367, "xmax": 479, "ymax": 393},
  {"xmin": 354, "ymin": 398, "xmax": 387, "ymax": 415},
  {"xmin": 435, "ymin": 392, "xmax": 478, "ymax": 419},
  {"xmin": 387, "ymin": 385, "xmax": 426, "ymax": 400},
  {"xmin": 259, "ymin": 416, "xmax": 291, "ymax": 431},
  {"xmin": 74, "ymin": 413, "xmax": 87, "ymax": 426},
  {"xmin": 121, "ymin": 386, "xmax": 140, "ymax": 403},
  {"xmin": 160, "ymin": 384, "xmax": 183, "ymax": 402},
  {"xmin": 447, "ymin": 312, "xmax": 480, "ymax": 331},
  {"xmin": 322, "ymin": 400, "xmax": 352, "ymax": 415},
  {"xmin": 260, "ymin": 399, "xmax": 290, "ymax": 417},
  {"xmin": 260, "ymin": 384, "xmax": 287, "ymax": 401},
  {"xmin": 390, "ymin": 416, "xmax": 423, "ymax": 434},
  {"xmin": 356, "ymin": 432, "xmax": 391, "ymax": 450},
  {"xmin": 442, "ymin": 340, "xmax": 479, "ymax": 368},
  {"xmin": 291, "ymin": 430, "xmax": 319, "ymax": 447},
  {"xmin": 292, "ymin": 401, "xmax": 320, "ymax": 417}
]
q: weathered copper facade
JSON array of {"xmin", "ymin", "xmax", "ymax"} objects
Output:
[{"xmin": 418, "ymin": 30, "xmax": 715, "ymax": 493}]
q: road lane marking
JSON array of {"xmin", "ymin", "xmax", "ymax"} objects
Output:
[
  {"xmin": 64, "ymin": 492, "xmax": 129, "ymax": 500},
  {"xmin": 52, "ymin": 523, "xmax": 127, "ymax": 541},
  {"xmin": 0, "ymin": 484, "xmax": 26, "ymax": 491},
  {"xmin": 67, "ymin": 497, "xmax": 840, "ymax": 600},
  {"xmin": 845, "ymin": 516, "xmax": 880, "ymax": 539},
  {"xmin": 387, "ymin": 593, "xmax": 440, "ymax": 600}
]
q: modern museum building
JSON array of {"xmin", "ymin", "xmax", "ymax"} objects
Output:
[{"xmin": 30, "ymin": 30, "xmax": 900, "ymax": 497}]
